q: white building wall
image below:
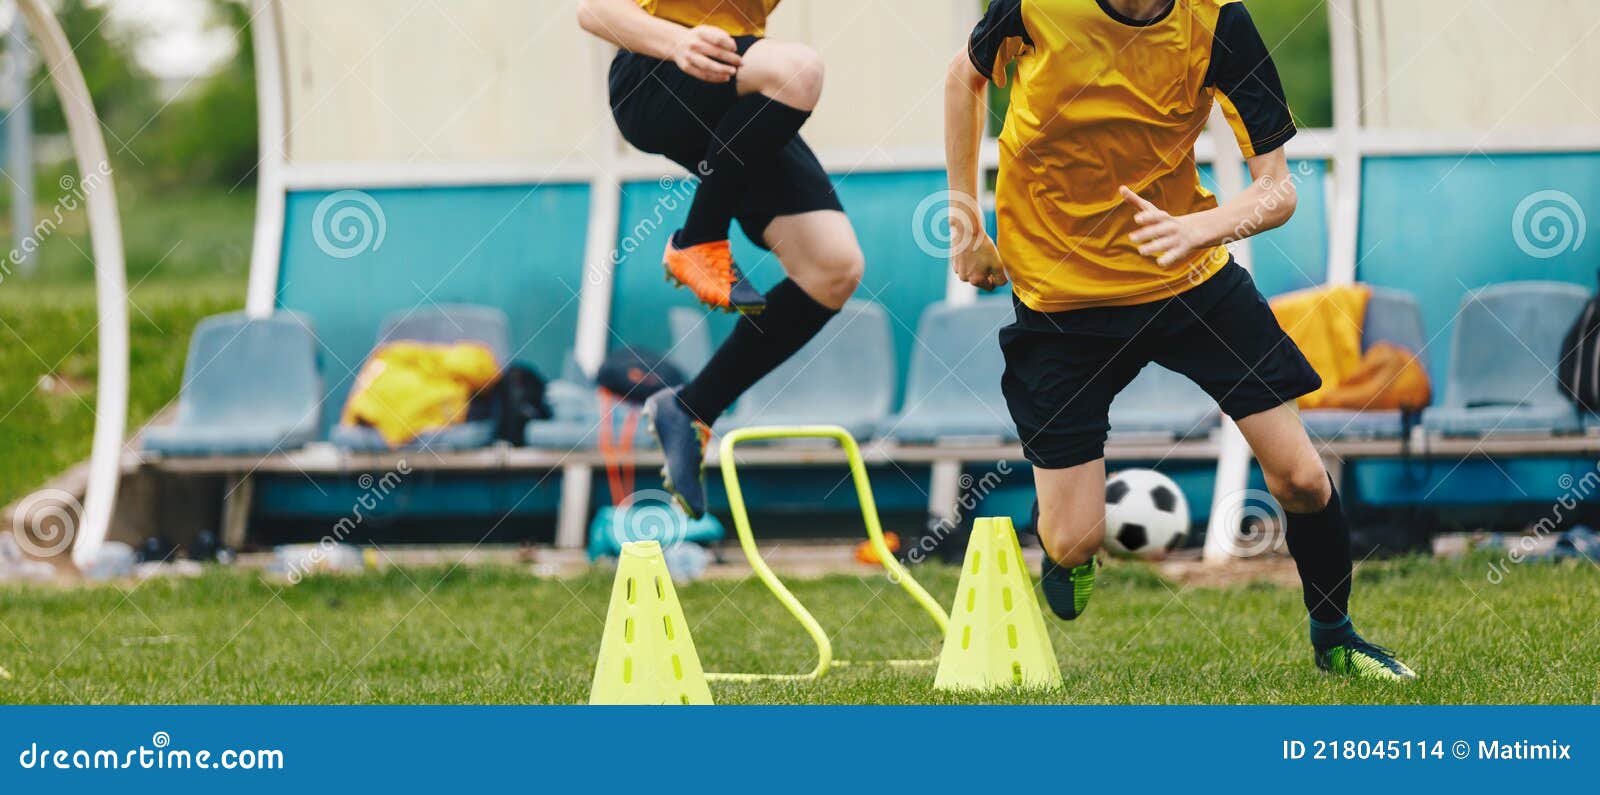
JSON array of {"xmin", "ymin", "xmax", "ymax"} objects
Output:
[
  {"xmin": 1355, "ymin": 0, "xmax": 1600, "ymax": 130},
  {"xmin": 276, "ymin": 0, "xmax": 610, "ymax": 165},
  {"xmin": 764, "ymin": 0, "xmax": 970, "ymax": 155}
]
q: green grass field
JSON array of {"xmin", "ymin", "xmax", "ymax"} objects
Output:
[
  {"xmin": 0, "ymin": 280, "xmax": 243, "ymax": 507},
  {"xmin": 3, "ymin": 554, "xmax": 1594, "ymax": 705},
  {"xmin": 0, "ymin": 178, "xmax": 250, "ymax": 506}
]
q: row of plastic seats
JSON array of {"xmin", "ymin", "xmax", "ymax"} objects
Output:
[
  {"xmin": 144, "ymin": 280, "xmax": 1592, "ymax": 458},
  {"xmin": 144, "ymin": 304, "xmax": 515, "ymax": 456},
  {"xmin": 1301, "ymin": 281, "xmax": 1588, "ymax": 440},
  {"xmin": 878, "ymin": 298, "xmax": 1218, "ymax": 445},
  {"xmin": 538, "ymin": 281, "xmax": 1593, "ymax": 448},
  {"xmin": 527, "ymin": 298, "xmax": 1221, "ymax": 450}
]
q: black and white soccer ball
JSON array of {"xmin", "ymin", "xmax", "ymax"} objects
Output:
[{"xmin": 1103, "ymin": 469, "xmax": 1191, "ymax": 559}]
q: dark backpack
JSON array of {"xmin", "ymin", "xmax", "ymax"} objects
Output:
[
  {"xmin": 472, "ymin": 363, "xmax": 551, "ymax": 445},
  {"xmin": 1559, "ymin": 282, "xmax": 1600, "ymax": 412}
]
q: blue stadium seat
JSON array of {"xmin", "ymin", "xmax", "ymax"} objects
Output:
[
  {"xmin": 1302, "ymin": 286, "xmax": 1429, "ymax": 440},
  {"xmin": 375, "ymin": 303, "xmax": 512, "ymax": 363},
  {"xmin": 716, "ymin": 300, "xmax": 896, "ymax": 440},
  {"xmin": 881, "ymin": 298, "xmax": 1016, "ymax": 443},
  {"xmin": 142, "ymin": 312, "xmax": 321, "ymax": 456},
  {"xmin": 1424, "ymin": 282, "xmax": 1586, "ymax": 437},
  {"xmin": 330, "ymin": 304, "xmax": 510, "ymax": 451},
  {"xmin": 524, "ymin": 388, "xmax": 663, "ymax": 451},
  {"xmin": 1302, "ymin": 408, "xmax": 1420, "ymax": 440},
  {"xmin": 1109, "ymin": 364, "xmax": 1219, "ymax": 440},
  {"xmin": 524, "ymin": 407, "xmax": 662, "ymax": 451},
  {"xmin": 667, "ymin": 306, "xmax": 713, "ymax": 376},
  {"xmin": 558, "ymin": 351, "xmax": 589, "ymax": 386},
  {"xmin": 1107, "ymin": 364, "xmax": 1216, "ymax": 444},
  {"xmin": 524, "ymin": 308, "xmax": 714, "ymax": 450}
]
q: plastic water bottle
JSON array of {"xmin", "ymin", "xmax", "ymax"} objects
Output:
[
  {"xmin": 0, "ymin": 535, "xmax": 55, "ymax": 582},
  {"xmin": 272, "ymin": 543, "xmax": 371, "ymax": 581},
  {"xmin": 662, "ymin": 542, "xmax": 711, "ymax": 583},
  {"xmin": 81, "ymin": 541, "xmax": 138, "ymax": 580}
]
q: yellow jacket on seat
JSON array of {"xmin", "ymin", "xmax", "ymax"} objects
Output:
[
  {"xmin": 1269, "ymin": 284, "xmax": 1431, "ymax": 412},
  {"xmin": 340, "ymin": 342, "xmax": 500, "ymax": 447},
  {"xmin": 1271, "ymin": 284, "xmax": 1370, "ymax": 410}
]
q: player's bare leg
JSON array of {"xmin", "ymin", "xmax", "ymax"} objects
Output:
[
  {"xmin": 762, "ymin": 210, "xmax": 862, "ymax": 310},
  {"xmin": 737, "ymin": 40, "xmax": 826, "ymax": 109},
  {"xmin": 1235, "ymin": 402, "xmax": 1330, "ymax": 513},
  {"xmin": 1237, "ymin": 403, "xmax": 1416, "ymax": 680},
  {"xmin": 1032, "ymin": 459, "xmax": 1105, "ymax": 620}
]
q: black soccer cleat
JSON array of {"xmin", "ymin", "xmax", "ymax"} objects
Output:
[
  {"xmin": 1040, "ymin": 550, "xmax": 1096, "ymax": 621},
  {"xmin": 643, "ymin": 388, "xmax": 711, "ymax": 519},
  {"xmin": 1315, "ymin": 632, "xmax": 1418, "ymax": 682}
]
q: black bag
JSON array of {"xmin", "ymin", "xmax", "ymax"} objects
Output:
[
  {"xmin": 595, "ymin": 347, "xmax": 685, "ymax": 406},
  {"xmin": 1558, "ymin": 278, "xmax": 1600, "ymax": 412},
  {"xmin": 477, "ymin": 363, "xmax": 551, "ymax": 445}
]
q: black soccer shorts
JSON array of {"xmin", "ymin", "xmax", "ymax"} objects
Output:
[
  {"xmin": 607, "ymin": 36, "xmax": 843, "ymax": 248},
  {"xmin": 1000, "ymin": 260, "xmax": 1323, "ymax": 469}
]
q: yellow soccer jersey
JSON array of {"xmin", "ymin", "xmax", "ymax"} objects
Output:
[
  {"xmin": 970, "ymin": 0, "xmax": 1296, "ymax": 311},
  {"xmin": 638, "ymin": 0, "xmax": 781, "ymax": 37}
]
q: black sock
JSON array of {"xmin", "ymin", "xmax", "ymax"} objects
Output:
[
  {"xmin": 1309, "ymin": 615, "xmax": 1356, "ymax": 649},
  {"xmin": 676, "ymin": 278, "xmax": 836, "ymax": 422},
  {"xmin": 1283, "ymin": 478, "xmax": 1354, "ymax": 628},
  {"xmin": 678, "ymin": 95, "xmax": 812, "ymax": 246}
]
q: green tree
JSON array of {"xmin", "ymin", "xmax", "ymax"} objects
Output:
[
  {"xmin": 28, "ymin": 0, "xmax": 157, "ymax": 142},
  {"xmin": 147, "ymin": 0, "xmax": 257, "ymax": 187}
]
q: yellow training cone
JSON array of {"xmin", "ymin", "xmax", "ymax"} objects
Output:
[
  {"xmin": 934, "ymin": 517, "xmax": 1062, "ymax": 691},
  {"xmin": 589, "ymin": 541, "xmax": 713, "ymax": 705}
]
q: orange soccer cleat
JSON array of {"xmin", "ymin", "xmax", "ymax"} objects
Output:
[{"xmin": 662, "ymin": 235, "xmax": 766, "ymax": 315}]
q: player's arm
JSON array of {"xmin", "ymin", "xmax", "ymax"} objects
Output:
[
  {"xmin": 1122, "ymin": 149, "xmax": 1296, "ymax": 267},
  {"xmin": 576, "ymin": 0, "xmax": 741, "ymax": 83},
  {"xmin": 944, "ymin": 0, "xmax": 1030, "ymax": 289},
  {"xmin": 1123, "ymin": 1, "xmax": 1298, "ymax": 266},
  {"xmin": 944, "ymin": 49, "xmax": 1004, "ymax": 289}
]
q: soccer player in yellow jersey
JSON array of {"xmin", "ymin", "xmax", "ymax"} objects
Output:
[
  {"xmin": 945, "ymin": 0, "xmax": 1415, "ymax": 681},
  {"xmin": 578, "ymin": 0, "xmax": 864, "ymax": 517}
]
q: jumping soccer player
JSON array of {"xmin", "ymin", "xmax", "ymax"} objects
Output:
[
  {"xmin": 577, "ymin": 0, "xmax": 863, "ymax": 516},
  {"xmin": 944, "ymin": 0, "xmax": 1415, "ymax": 681}
]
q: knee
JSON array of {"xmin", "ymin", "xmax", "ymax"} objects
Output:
[
  {"xmin": 1038, "ymin": 512, "xmax": 1102, "ymax": 567},
  {"xmin": 1267, "ymin": 460, "xmax": 1332, "ymax": 513},
  {"xmin": 789, "ymin": 48, "xmax": 826, "ymax": 107},
  {"xmin": 762, "ymin": 46, "xmax": 825, "ymax": 109},
  {"xmin": 807, "ymin": 247, "xmax": 863, "ymax": 308}
]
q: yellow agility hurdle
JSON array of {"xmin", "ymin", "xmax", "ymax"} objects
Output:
[{"xmin": 708, "ymin": 425, "xmax": 949, "ymax": 682}]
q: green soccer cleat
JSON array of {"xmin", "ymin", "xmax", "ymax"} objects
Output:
[
  {"xmin": 1315, "ymin": 635, "xmax": 1417, "ymax": 682},
  {"xmin": 1040, "ymin": 553, "xmax": 1096, "ymax": 620}
]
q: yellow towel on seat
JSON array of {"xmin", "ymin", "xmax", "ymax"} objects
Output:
[
  {"xmin": 1270, "ymin": 284, "xmax": 1370, "ymax": 410},
  {"xmin": 340, "ymin": 341, "xmax": 500, "ymax": 447}
]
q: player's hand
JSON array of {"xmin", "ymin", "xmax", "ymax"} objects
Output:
[
  {"xmin": 952, "ymin": 231, "xmax": 1008, "ymax": 290},
  {"xmin": 1121, "ymin": 186, "xmax": 1206, "ymax": 268},
  {"xmin": 672, "ymin": 25, "xmax": 741, "ymax": 83}
]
